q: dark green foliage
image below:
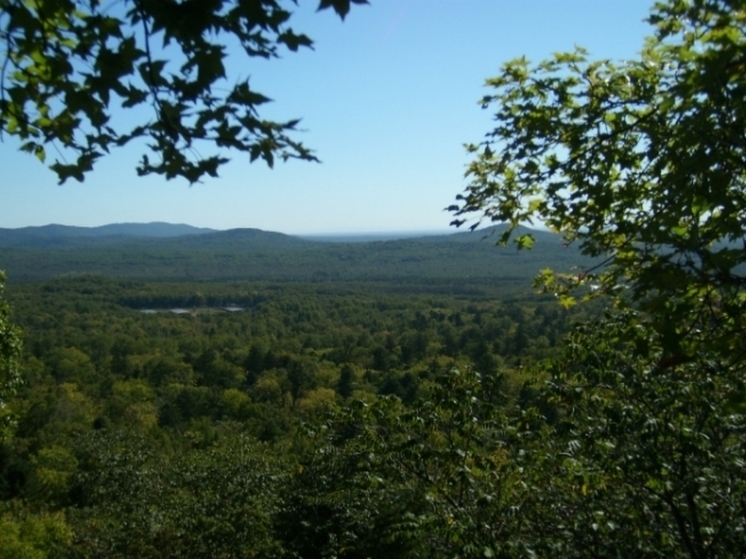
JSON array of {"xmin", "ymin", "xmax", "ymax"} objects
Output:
[
  {"xmin": 1, "ymin": 0, "xmax": 366, "ymax": 183},
  {"xmin": 337, "ymin": 363, "xmax": 354, "ymax": 398},
  {"xmin": 285, "ymin": 319, "xmax": 746, "ymax": 557},
  {"xmin": 283, "ymin": 370, "xmax": 527, "ymax": 559},
  {"xmin": 0, "ymin": 272, "xmax": 22, "ymax": 439},
  {"xmin": 70, "ymin": 430, "xmax": 287, "ymax": 558},
  {"xmin": 0, "ymin": 273, "xmax": 575, "ymax": 556},
  {"xmin": 0, "ymin": 442, "xmax": 27, "ymax": 500},
  {"xmin": 7, "ymin": 1, "xmax": 745, "ymax": 555},
  {"xmin": 515, "ymin": 312, "xmax": 746, "ymax": 557},
  {"xmin": 434, "ymin": 0, "xmax": 746, "ymax": 555}
]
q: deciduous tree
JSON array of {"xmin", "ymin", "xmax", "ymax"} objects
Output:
[
  {"xmin": 452, "ymin": 0, "xmax": 746, "ymax": 361},
  {"xmin": 288, "ymin": 1, "xmax": 746, "ymax": 556},
  {"xmin": 1, "ymin": 0, "xmax": 366, "ymax": 183},
  {"xmin": 445, "ymin": 0, "xmax": 746, "ymax": 555}
]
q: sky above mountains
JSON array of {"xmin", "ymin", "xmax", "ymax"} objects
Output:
[{"xmin": 1, "ymin": 1, "xmax": 653, "ymax": 235}]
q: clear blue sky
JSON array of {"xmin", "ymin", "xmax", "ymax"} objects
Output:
[{"xmin": 1, "ymin": 0, "xmax": 654, "ymax": 234}]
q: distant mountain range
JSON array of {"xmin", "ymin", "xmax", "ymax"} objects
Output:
[
  {"xmin": 0, "ymin": 222, "xmax": 507, "ymax": 246},
  {"xmin": 0, "ymin": 222, "xmax": 586, "ymax": 283},
  {"xmin": 0, "ymin": 222, "xmax": 215, "ymax": 247}
]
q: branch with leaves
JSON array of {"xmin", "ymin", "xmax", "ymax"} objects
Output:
[
  {"xmin": 0, "ymin": 0, "xmax": 367, "ymax": 184},
  {"xmin": 451, "ymin": 0, "xmax": 746, "ymax": 359}
]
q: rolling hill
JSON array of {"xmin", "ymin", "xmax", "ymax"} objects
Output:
[
  {"xmin": 0, "ymin": 223, "xmax": 587, "ymax": 283},
  {"xmin": 0, "ymin": 222, "xmax": 214, "ymax": 247}
]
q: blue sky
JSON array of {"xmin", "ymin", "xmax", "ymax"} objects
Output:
[{"xmin": 1, "ymin": 0, "xmax": 654, "ymax": 234}]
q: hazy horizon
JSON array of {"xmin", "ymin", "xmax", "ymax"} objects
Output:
[
  {"xmin": 1, "ymin": 1, "xmax": 653, "ymax": 233},
  {"xmin": 2, "ymin": 220, "xmax": 453, "ymax": 235}
]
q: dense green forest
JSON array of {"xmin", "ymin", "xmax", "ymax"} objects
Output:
[
  {"xmin": 0, "ymin": 226, "xmax": 611, "ymax": 558},
  {"xmin": 3, "ymin": 0, "xmax": 746, "ymax": 556},
  {"xmin": 0, "ymin": 273, "xmax": 588, "ymax": 558},
  {"xmin": 0, "ymin": 225, "xmax": 583, "ymax": 283}
]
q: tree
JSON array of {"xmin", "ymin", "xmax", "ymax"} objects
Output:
[
  {"xmin": 337, "ymin": 362, "xmax": 354, "ymax": 398},
  {"xmin": 444, "ymin": 0, "xmax": 746, "ymax": 555},
  {"xmin": 282, "ymin": 1, "xmax": 746, "ymax": 556},
  {"xmin": 0, "ymin": 271, "xmax": 22, "ymax": 439},
  {"xmin": 0, "ymin": 511, "xmax": 73, "ymax": 559},
  {"xmin": 0, "ymin": 0, "xmax": 367, "ymax": 184},
  {"xmin": 451, "ymin": 0, "xmax": 746, "ymax": 363},
  {"xmin": 282, "ymin": 369, "xmax": 525, "ymax": 559},
  {"xmin": 70, "ymin": 430, "xmax": 288, "ymax": 558}
]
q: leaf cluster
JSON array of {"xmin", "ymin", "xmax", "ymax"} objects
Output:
[
  {"xmin": 1, "ymin": 0, "xmax": 366, "ymax": 183},
  {"xmin": 451, "ymin": 0, "xmax": 746, "ymax": 355}
]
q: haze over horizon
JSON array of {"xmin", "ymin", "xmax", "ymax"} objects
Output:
[
  {"xmin": 1, "ymin": 221, "xmax": 485, "ymax": 245},
  {"xmin": 1, "ymin": 1, "xmax": 653, "ymax": 234}
]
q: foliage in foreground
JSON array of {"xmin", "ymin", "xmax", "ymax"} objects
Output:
[
  {"xmin": 444, "ymin": 0, "xmax": 746, "ymax": 555},
  {"xmin": 1, "ymin": 0, "xmax": 366, "ymax": 183},
  {"xmin": 295, "ymin": 313, "xmax": 746, "ymax": 558},
  {"xmin": 453, "ymin": 0, "xmax": 746, "ymax": 341}
]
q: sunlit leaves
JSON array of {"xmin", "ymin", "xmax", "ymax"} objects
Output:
[
  {"xmin": 0, "ymin": 511, "xmax": 73, "ymax": 559},
  {"xmin": 445, "ymin": 1, "xmax": 746, "ymax": 555},
  {"xmin": 525, "ymin": 311, "xmax": 746, "ymax": 557},
  {"xmin": 1, "ymin": 0, "xmax": 362, "ymax": 184},
  {"xmin": 285, "ymin": 369, "xmax": 528, "ymax": 558},
  {"xmin": 0, "ymin": 272, "xmax": 22, "ymax": 440},
  {"xmin": 452, "ymin": 0, "xmax": 746, "ymax": 363}
]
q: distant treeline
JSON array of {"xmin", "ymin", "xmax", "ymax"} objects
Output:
[{"xmin": 0, "ymin": 226, "xmax": 587, "ymax": 283}]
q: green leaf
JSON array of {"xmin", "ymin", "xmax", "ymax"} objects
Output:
[
  {"xmin": 515, "ymin": 234, "xmax": 535, "ymax": 250},
  {"xmin": 317, "ymin": 0, "xmax": 369, "ymax": 20}
]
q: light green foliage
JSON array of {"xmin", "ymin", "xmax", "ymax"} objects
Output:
[
  {"xmin": 219, "ymin": 387, "xmax": 252, "ymax": 420},
  {"xmin": 1, "ymin": 275, "xmax": 570, "ymax": 554},
  {"xmin": 0, "ymin": 271, "xmax": 22, "ymax": 439},
  {"xmin": 0, "ymin": 511, "xmax": 72, "ymax": 559},
  {"xmin": 49, "ymin": 347, "xmax": 95, "ymax": 384},
  {"xmin": 443, "ymin": 0, "xmax": 746, "ymax": 555},
  {"xmin": 297, "ymin": 386, "xmax": 336, "ymax": 417},
  {"xmin": 452, "ymin": 0, "xmax": 746, "ymax": 356},
  {"xmin": 28, "ymin": 445, "xmax": 78, "ymax": 505},
  {"xmin": 0, "ymin": 0, "xmax": 366, "ymax": 184},
  {"xmin": 109, "ymin": 379, "xmax": 157, "ymax": 429}
]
